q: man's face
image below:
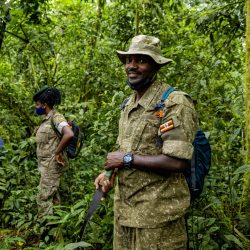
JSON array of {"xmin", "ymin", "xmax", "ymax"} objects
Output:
[{"xmin": 124, "ymin": 55, "xmax": 157, "ymax": 85}]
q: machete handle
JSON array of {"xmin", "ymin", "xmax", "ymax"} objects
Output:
[{"xmin": 104, "ymin": 170, "xmax": 113, "ymax": 179}]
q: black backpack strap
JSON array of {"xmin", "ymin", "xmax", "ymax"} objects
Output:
[
  {"xmin": 161, "ymin": 87, "xmax": 176, "ymax": 102},
  {"xmin": 155, "ymin": 86, "xmax": 176, "ymax": 125},
  {"xmin": 190, "ymin": 143, "xmax": 197, "ymax": 192},
  {"xmin": 155, "ymin": 87, "xmax": 176, "ymax": 147},
  {"xmin": 120, "ymin": 97, "xmax": 130, "ymax": 110},
  {"xmin": 50, "ymin": 114, "xmax": 62, "ymax": 138}
]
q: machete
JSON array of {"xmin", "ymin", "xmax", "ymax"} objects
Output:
[{"xmin": 78, "ymin": 170, "xmax": 113, "ymax": 241}]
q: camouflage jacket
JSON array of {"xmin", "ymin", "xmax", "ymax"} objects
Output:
[
  {"xmin": 115, "ymin": 80, "xmax": 198, "ymax": 228},
  {"xmin": 35, "ymin": 110, "xmax": 68, "ymax": 170}
]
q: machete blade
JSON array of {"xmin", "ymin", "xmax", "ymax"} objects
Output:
[
  {"xmin": 78, "ymin": 171, "xmax": 113, "ymax": 241},
  {"xmin": 78, "ymin": 187, "xmax": 104, "ymax": 240}
]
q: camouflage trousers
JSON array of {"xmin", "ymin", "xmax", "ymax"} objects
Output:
[
  {"xmin": 113, "ymin": 217, "xmax": 187, "ymax": 250},
  {"xmin": 36, "ymin": 157, "xmax": 66, "ymax": 218}
]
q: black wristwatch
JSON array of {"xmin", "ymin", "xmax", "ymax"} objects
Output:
[{"xmin": 123, "ymin": 152, "xmax": 134, "ymax": 168}]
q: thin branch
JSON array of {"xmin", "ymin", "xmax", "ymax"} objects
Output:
[
  {"xmin": 20, "ymin": 24, "xmax": 49, "ymax": 80},
  {"xmin": 4, "ymin": 30, "xmax": 29, "ymax": 43},
  {"xmin": 213, "ymin": 27, "xmax": 239, "ymax": 56},
  {"xmin": 5, "ymin": 25, "xmax": 49, "ymax": 79},
  {"xmin": 0, "ymin": 7, "xmax": 10, "ymax": 50}
]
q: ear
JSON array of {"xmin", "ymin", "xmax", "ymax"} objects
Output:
[
  {"xmin": 43, "ymin": 103, "xmax": 52, "ymax": 115},
  {"xmin": 42, "ymin": 103, "xmax": 47, "ymax": 109}
]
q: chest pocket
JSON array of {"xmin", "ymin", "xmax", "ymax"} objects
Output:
[
  {"xmin": 131, "ymin": 114, "xmax": 161, "ymax": 154},
  {"xmin": 36, "ymin": 123, "xmax": 56, "ymax": 144}
]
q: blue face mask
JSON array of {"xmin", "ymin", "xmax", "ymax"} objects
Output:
[{"xmin": 36, "ymin": 107, "xmax": 46, "ymax": 115}]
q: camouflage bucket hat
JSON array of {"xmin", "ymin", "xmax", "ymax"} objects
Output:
[{"xmin": 117, "ymin": 35, "xmax": 172, "ymax": 66}]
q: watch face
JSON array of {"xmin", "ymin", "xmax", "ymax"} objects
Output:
[
  {"xmin": 124, "ymin": 155, "xmax": 132, "ymax": 163},
  {"xmin": 123, "ymin": 153, "xmax": 133, "ymax": 167}
]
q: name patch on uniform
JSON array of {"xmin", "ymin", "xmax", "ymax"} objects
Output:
[{"xmin": 160, "ymin": 119, "xmax": 174, "ymax": 133}]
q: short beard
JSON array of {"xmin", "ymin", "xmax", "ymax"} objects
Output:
[{"xmin": 127, "ymin": 73, "xmax": 157, "ymax": 91}]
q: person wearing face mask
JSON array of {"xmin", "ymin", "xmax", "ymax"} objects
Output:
[
  {"xmin": 33, "ymin": 86, "xmax": 73, "ymax": 218},
  {"xmin": 95, "ymin": 35, "xmax": 198, "ymax": 249}
]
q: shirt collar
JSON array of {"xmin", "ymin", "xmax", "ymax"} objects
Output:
[
  {"xmin": 126, "ymin": 80, "xmax": 167, "ymax": 110},
  {"xmin": 137, "ymin": 80, "xmax": 160, "ymax": 109},
  {"xmin": 43, "ymin": 109, "xmax": 55, "ymax": 120}
]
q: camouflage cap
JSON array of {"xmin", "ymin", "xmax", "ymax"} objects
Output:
[{"xmin": 117, "ymin": 35, "xmax": 172, "ymax": 66}]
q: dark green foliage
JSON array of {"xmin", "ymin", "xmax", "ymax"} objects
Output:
[{"xmin": 0, "ymin": 0, "xmax": 248, "ymax": 249}]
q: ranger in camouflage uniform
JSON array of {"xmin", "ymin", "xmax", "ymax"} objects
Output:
[
  {"xmin": 34, "ymin": 87, "xmax": 73, "ymax": 218},
  {"xmin": 95, "ymin": 35, "xmax": 198, "ymax": 249}
]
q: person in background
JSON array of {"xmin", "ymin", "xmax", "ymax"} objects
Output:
[
  {"xmin": 0, "ymin": 138, "xmax": 4, "ymax": 150},
  {"xmin": 95, "ymin": 35, "xmax": 198, "ymax": 249},
  {"xmin": 33, "ymin": 86, "xmax": 73, "ymax": 218}
]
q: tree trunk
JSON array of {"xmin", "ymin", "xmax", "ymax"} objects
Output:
[
  {"xmin": 0, "ymin": 4, "xmax": 10, "ymax": 50},
  {"xmin": 243, "ymin": 0, "xmax": 250, "ymax": 211}
]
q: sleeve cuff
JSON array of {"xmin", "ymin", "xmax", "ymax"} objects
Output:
[{"xmin": 58, "ymin": 121, "xmax": 69, "ymax": 133}]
